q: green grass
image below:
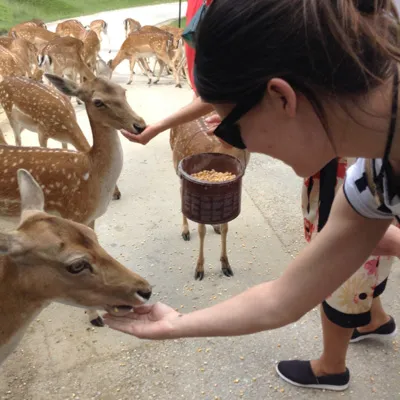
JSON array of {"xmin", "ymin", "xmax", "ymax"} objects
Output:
[{"xmin": 0, "ymin": 0, "xmax": 180, "ymax": 33}]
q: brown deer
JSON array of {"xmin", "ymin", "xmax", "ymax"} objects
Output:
[
  {"xmin": 0, "ymin": 169, "xmax": 152, "ymax": 365},
  {"xmin": 0, "ymin": 76, "xmax": 121, "ymax": 199},
  {"xmin": 0, "ymin": 46, "xmax": 30, "ymax": 80},
  {"xmin": 8, "ymin": 19, "xmax": 47, "ymax": 37},
  {"xmin": 38, "ymin": 36, "xmax": 95, "ymax": 92},
  {"xmin": 124, "ymin": 18, "xmax": 142, "ymax": 38},
  {"xmin": 0, "ymin": 37, "xmax": 13, "ymax": 49},
  {"xmin": 8, "ymin": 25, "xmax": 58, "ymax": 51},
  {"xmin": 88, "ymin": 20, "xmax": 111, "ymax": 52},
  {"xmin": 0, "ymin": 73, "xmax": 146, "ymax": 324},
  {"xmin": 8, "ymin": 35, "xmax": 39, "ymax": 77},
  {"xmin": 82, "ymin": 30, "xmax": 101, "ymax": 73},
  {"xmin": 55, "ymin": 19, "xmax": 86, "ymax": 39},
  {"xmin": 108, "ymin": 30, "xmax": 181, "ymax": 87},
  {"xmin": 170, "ymin": 114, "xmax": 250, "ymax": 280}
]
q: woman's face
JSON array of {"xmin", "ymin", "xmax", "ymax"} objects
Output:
[{"xmin": 212, "ymin": 79, "xmax": 337, "ymax": 178}]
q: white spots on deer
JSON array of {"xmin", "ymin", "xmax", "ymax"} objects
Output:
[{"xmin": 83, "ymin": 172, "xmax": 90, "ymax": 180}]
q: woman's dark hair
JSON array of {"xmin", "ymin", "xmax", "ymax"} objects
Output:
[{"xmin": 195, "ymin": 0, "xmax": 400, "ymax": 112}]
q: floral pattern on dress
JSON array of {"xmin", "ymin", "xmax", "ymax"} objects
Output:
[{"xmin": 302, "ymin": 157, "xmax": 394, "ymax": 316}]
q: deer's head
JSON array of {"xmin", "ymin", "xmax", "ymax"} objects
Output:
[
  {"xmin": 0, "ymin": 170, "xmax": 152, "ymax": 315},
  {"xmin": 45, "ymin": 74, "xmax": 146, "ymax": 135}
]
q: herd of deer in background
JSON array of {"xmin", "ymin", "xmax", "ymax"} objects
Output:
[{"xmin": 0, "ymin": 16, "xmax": 249, "ymax": 366}]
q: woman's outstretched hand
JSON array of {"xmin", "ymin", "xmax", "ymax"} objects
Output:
[
  {"xmin": 204, "ymin": 114, "xmax": 221, "ymax": 135},
  {"xmin": 121, "ymin": 124, "xmax": 162, "ymax": 145},
  {"xmin": 103, "ymin": 302, "xmax": 181, "ymax": 339}
]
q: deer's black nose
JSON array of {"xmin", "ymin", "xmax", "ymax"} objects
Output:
[
  {"xmin": 133, "ymin": 124, "xmax": 145, "ymax": 134},
  {"xmin": 137, "ymin": 289, "xmax": 152, "ymax": 300}
]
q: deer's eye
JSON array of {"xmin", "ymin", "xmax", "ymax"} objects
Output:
[
  {"xmin": 66, "ymin": 260, "xmax": 92, "ymax": 274},
  {"xmin": 93, "ymin": 99, "xmax": 105, "ymax": 108}
]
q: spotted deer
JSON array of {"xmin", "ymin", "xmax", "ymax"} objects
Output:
[
  {"xmin": 7, "ymin": 35, "xmax": 39, "ymax": 78},
  {"xmin": 0, "ymin": 37, "xmax": 13, "ymax": 49},
  {"xmin": 0, "ymin": 73, "xmax": 146, "ymax": 324},
  {"xmin": 0, "ymin": 169, "xmax": 152, "ymax": 365},
  {"xmin": 55, "ymin": 19, "xmax": 87, "ymax": 39},
  {"xmin": 0, "ymin": 76, "xmax": 121, "ymax": 199},
  {"xmin": 170, "ymin": 113, "xmax": 250, "ymax": 280},
  {"xmin": 124, "ymin": 18, "xmax": 142, "ymax": 38},
  {"xmin": 38, "ymin": 35, "xmax": 95, "ymax": 94},
  {"xmin": 8, "ymin": 25, "xmax": 58, "ymax": 51},
  {"xmin": 81, "ymin": 30, "xmax": 101, "ymax": 73},
  {"xmin": 8, "ymin": 19, "xmax": 47, "ymax": 37},
  {"xmin": 0, "ymin": 45, "xmax": 30, "ymax": 80},
  {"xmin": 108, "ymin": 30, "xmax": 181, "ymax": 87},
  {"xmin": 88, "ymin": 20, "xmax": 111, "ymax": 52}
]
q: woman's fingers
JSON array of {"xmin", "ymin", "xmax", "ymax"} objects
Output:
[
  {"xmin": 121, "ymin": 130, "xmax": 142, "ymax": 143},
  {"xmin": 205, "ymin": 115, "xmax": 221, "ymax": 125}
]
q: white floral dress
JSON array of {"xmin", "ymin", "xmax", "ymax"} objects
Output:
[{"xmin": 302, "ymin": 158, "xmax": 395, "ymax": 327}]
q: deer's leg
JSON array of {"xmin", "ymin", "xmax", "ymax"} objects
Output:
[
  {"xmin": 182, "ymin": 214, "xmax": 190, "ymax": 241},
  {"xmin": 213, "ymin": 225, "xmax": 221, "ymax": 235},
  {"xmin": 195, "ymin": 223, "xmax": 206, "ymax": 281},
  {"xmin": 0, "ymin": 128, "xmax": 7, "ymax": 145},
  {"xmin": 129, "ymin": 56, "xmax": 149, "ymax": 84},
  {"xmin": 8, "ymin": 115, "xmax": 23, "ymax": 147},
  {"xmin": 138, "ymin": 58, "xmax": 152, "ymax": 84},
  {"xmin": 113, "ymin": 184, "xmax": 121, "ymax": 200},
  {"xmin": 220, "ymin": 223, "xmax": 233, "ymax": 277},
  {"xmin": 38, "ymin": 132, "xmax": 48, "ymax": 148}
]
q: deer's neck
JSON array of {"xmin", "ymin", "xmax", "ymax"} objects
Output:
[
  {"xmin": 87, "ymin": 107, "xmax": 123, "ymax": 175},
  {"xmin": 0, "ymin": 258, "xmax": 48, "ymax": 365}
]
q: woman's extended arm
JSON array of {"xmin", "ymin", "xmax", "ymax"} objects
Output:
[
  {"xmin": 121, "ymin": 96, "xmax": 214, "ymax": 144},
  {"xmin": 104, "ymin": 190, "xmax": 392, "ymax": 339}
]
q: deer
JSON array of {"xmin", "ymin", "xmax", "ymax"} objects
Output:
[
  {"xmin": 124, "ymin": 18, "xmax": 142, "ymax": 38},
  {"xmin": 8, "ymin": 18, "xmax": 47, "ymax": 37},
  {"xmin": 108, "ymin": 30, "xmax": 181, "ymax": 87},
  {"xmin": 0, "ymin": 169, "xmax": 152, "ymax": 365},
  {"xmin": 8, "ymin": 25, "xmax": 58, "ymax": 51},
  {"xmin": 81, "ymin": 30, "xmax": 101, "ymax": 73},
  {"xmin": 0, "ymin": 73, "xmax": 146, "ymax": 324},
  {"xmin": 38, "ymin": 36, "xmax": 95, "ymax": 103},
  {"xmin": 170, "ymin": 113, "xmax": 250, "ymax": 280},
  {"xmin": 88, "ymin": 20, "xmax": 111, "ymax": 52},
  {"xmin": 95, "ymin": 56, "xmax": 112, "ymax": 79},
  {"xmin": 7, "ymin": 35, "xmax": 39, "ymax": 77},
  {"xmin": 0, "ymin": 37, "xmax": 13, "ymax": 49},
  {"xmin": 55, "ymin": 19, "xmax": 87, "ymax": 39},
  {"xmin": 0, "ymin": 45, "xmax": 30, "ymax": 80},
  {"xmin": 0, "ymin": 76, "xmax": 122, "ymax": 199}
]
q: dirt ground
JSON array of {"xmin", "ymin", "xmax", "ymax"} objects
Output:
[{"xmin": 1, "ymin": 3, "xmax": 400, "ymax": 400}]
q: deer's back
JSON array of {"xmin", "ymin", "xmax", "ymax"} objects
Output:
[{"xmin": 170, "ymin": 113, "xmax": 249, "ymax": 172}]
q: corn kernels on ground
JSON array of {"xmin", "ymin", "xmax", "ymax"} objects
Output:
[{"xmin": 191, "ymin": 169, "xmax": 236, "ymax": 182}]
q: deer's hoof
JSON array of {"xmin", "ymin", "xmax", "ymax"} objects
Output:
[
  {"xmin": 195, "ymin": 270, "xmax": 204, "ymax": 281},
  {"xmin": 153, "ymin": 80, "xmax": 158, "ymax": 85},
  {"xmin": 108, "ymin": 50, "xmax": 111, "ymax": 54},
  {"xmin": 90, "ymin": 316, "xmax": 105, "ymax": 327},
  {"xmin": 212, "ymin": 225, "xmax": 221, "ymax": 235},
  {"xmin": 182, "ymin": 231, "xmax": 191, "ymax": 241},
  {"xmin": 127, "ymin": 80, "xmax": 132, "ymax": 85},
  {"xmin": 176, "ymin": 84, "xmax": 182, "ymax": 88},
  {"xmin": 222, "ymin": 265, "xmax": 234, "ymax": 278},
  {"xmin": 112, "ymin": 189, "xmax": 121, "ymax": 200}
]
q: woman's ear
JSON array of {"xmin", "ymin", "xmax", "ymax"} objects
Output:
[{"xmin": 266, "ymin": 78, "xmax": 297, "ymax": 117}]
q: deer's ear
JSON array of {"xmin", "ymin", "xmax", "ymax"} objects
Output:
[
  {"xmin": 17, "ymin": 170, "xmax": 45, "ymax": 223},
  {"xmin": 45, "ymin": 74, "xmax": 80, "ymax": 97}
]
